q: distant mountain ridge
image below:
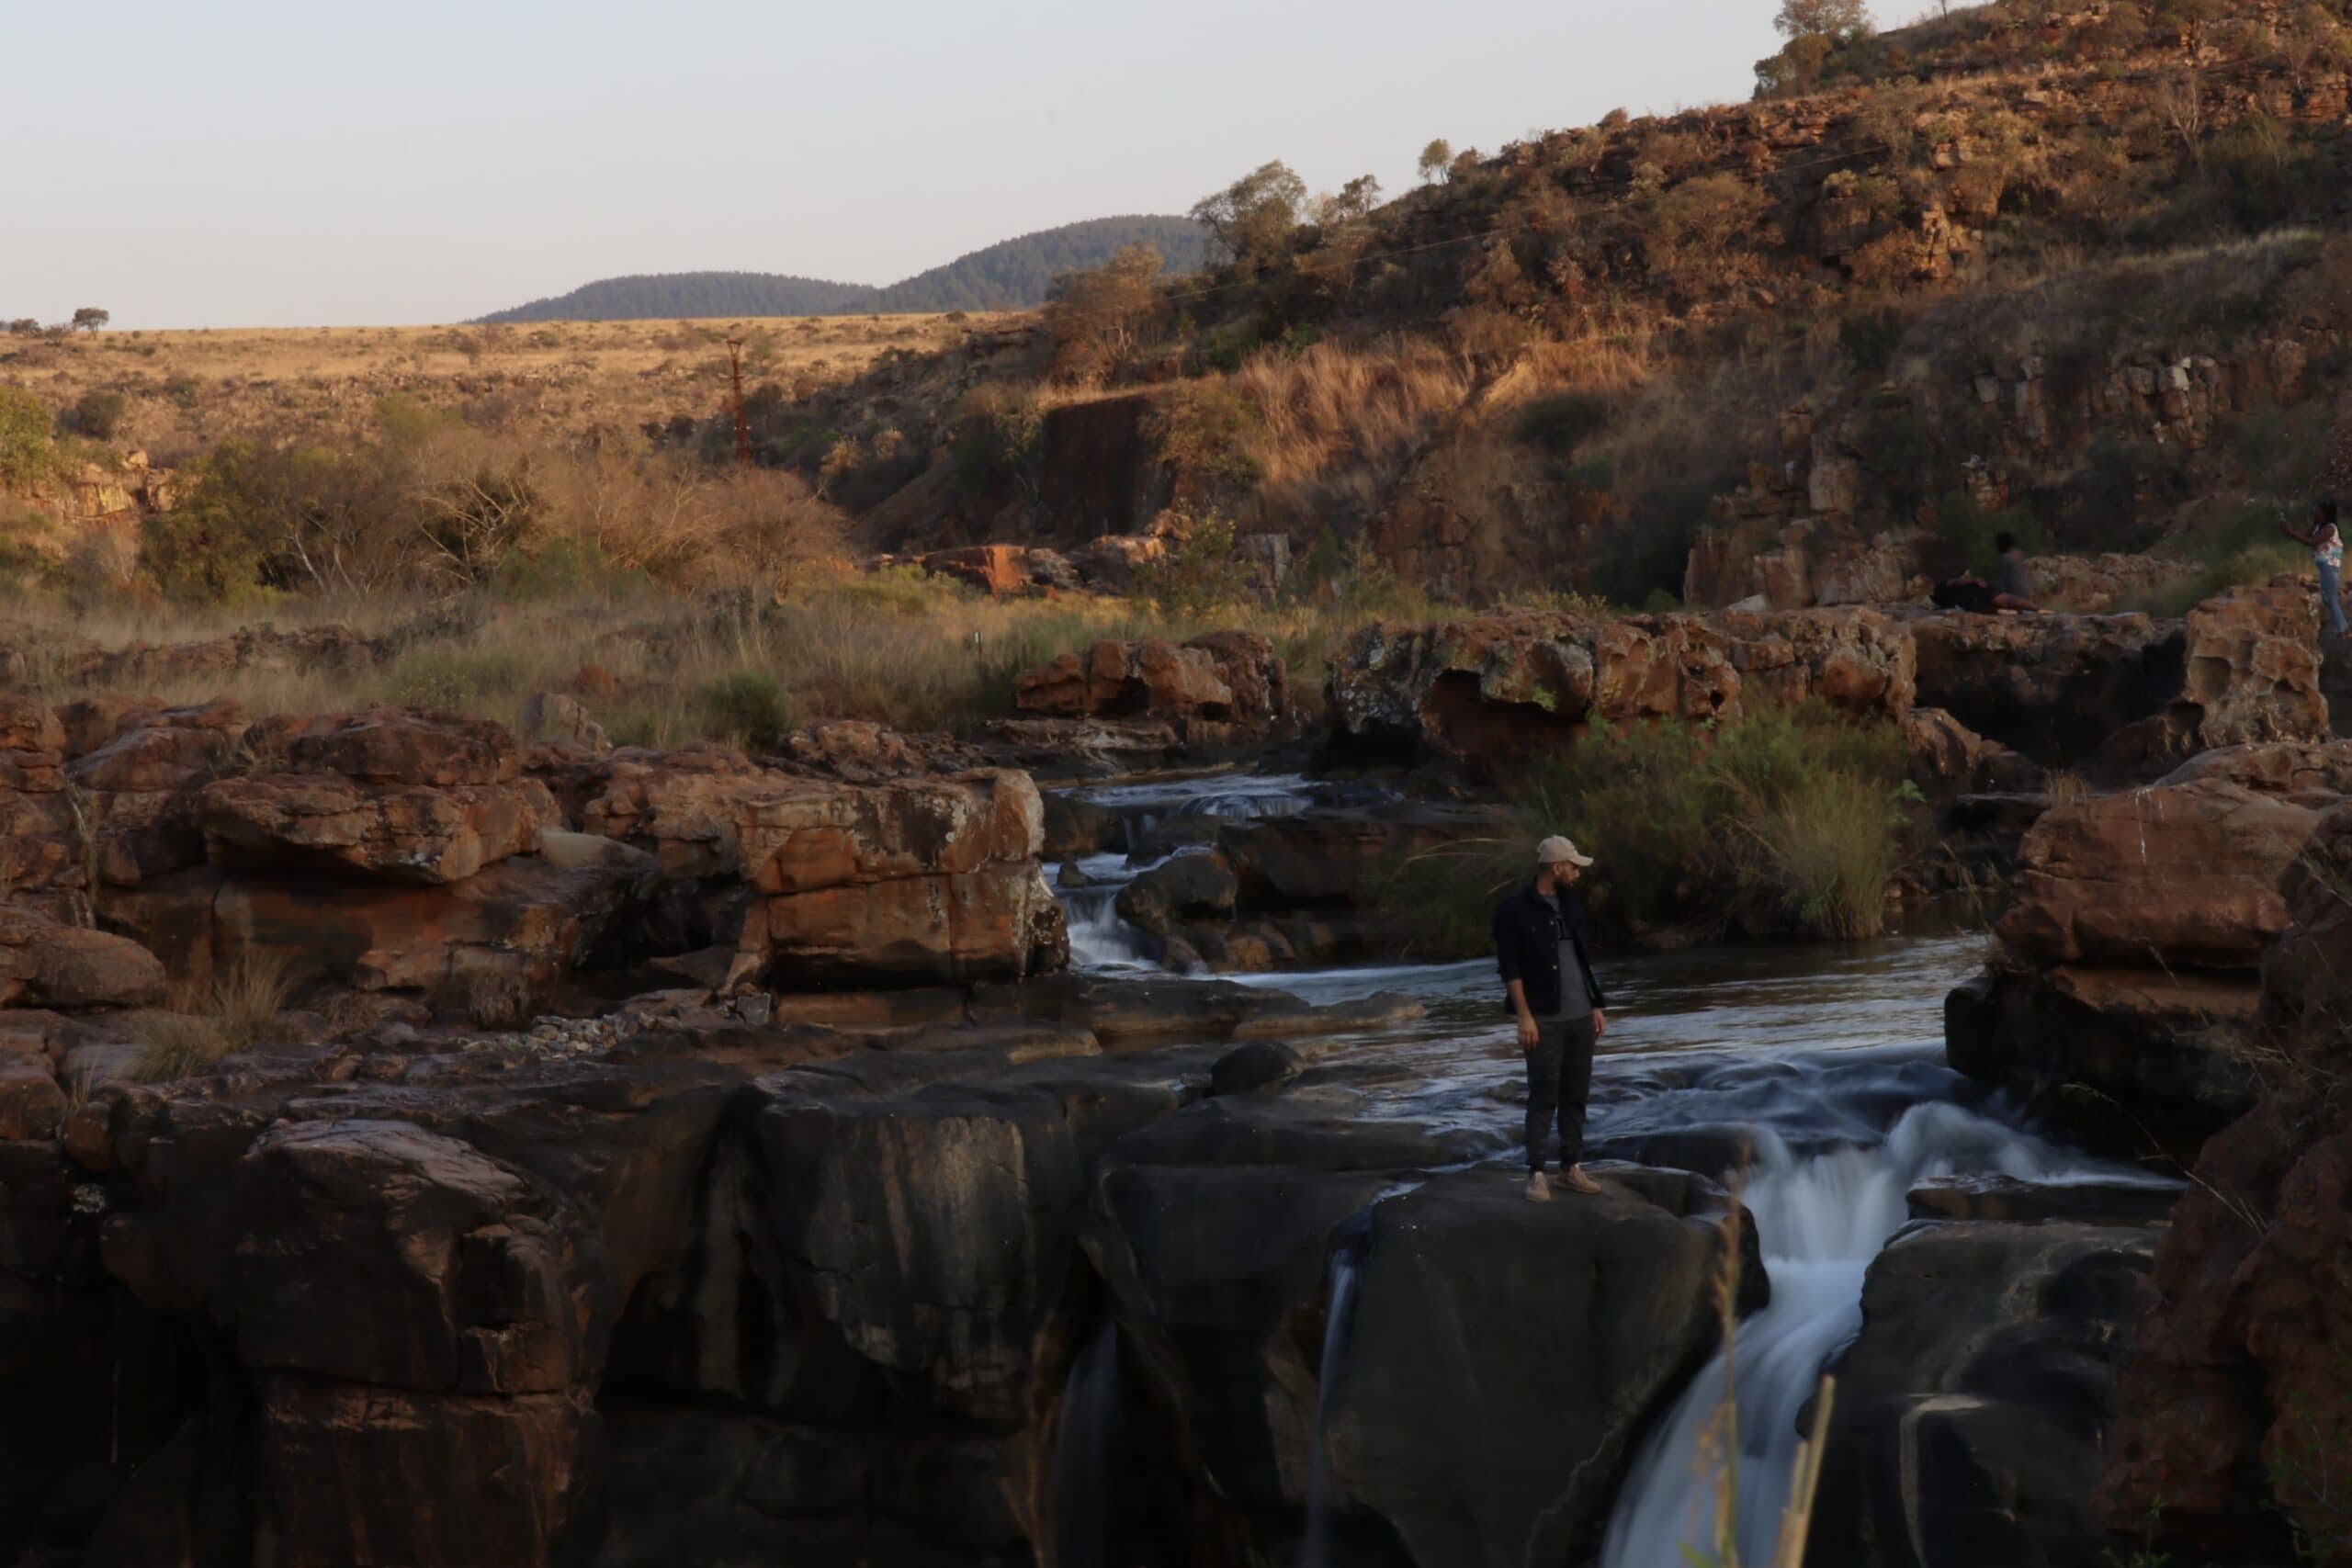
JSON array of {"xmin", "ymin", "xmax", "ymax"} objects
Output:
[{"xmin": 481, "ymin": 215, "xmax": 1212, "ymax": 322}]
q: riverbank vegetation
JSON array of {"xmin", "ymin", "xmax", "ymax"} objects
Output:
[{"xmin": 1384, "ymin": 702, "xmax": 1917, "ymax": 950}]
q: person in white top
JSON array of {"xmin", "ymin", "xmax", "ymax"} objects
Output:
[{"xmin": 2281, "ymin": 497, "xmax": 2347, "ymax": 641}]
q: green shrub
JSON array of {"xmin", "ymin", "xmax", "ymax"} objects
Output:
[
  {"xmin": 1377, "ymin": 702, "xmax": 1912, "ymax": 948},
  {"xmin": 949, "ymin": 385, "xmax": 1045, "ymax": 500},
  {"xmin": 2129, "ymin": 542, "xmax": 2307, "ymax": 617},
  {"xmin": 1135, "ymin": 513, "xmax": 1251, "ymax": 618},
  {"xmin": 72, "ymin": 389, "xmax": 128, "ymax": 441},
  {"xmin": 1838, "ymin": 306, "xmax": 1907, "ymax": 376},
  {"xmin": 2068, "ymin": 435, "xmax": 2187, "ymax": 551},
  {"xmin": 695, "ymin": 671, "xmax": 798, "ymax": 750},
  {"xmin": 388, "ymin": 648, "xmax": 527, "ymax": 711},
  {"xmin": 491, "ymin": 537, "xmax": 641, "ymax": 600},
  {"xmin": 1147, "ymin": 379, "xmax": 1264, "ymax": 488},
  {"xmin": 1741, "ymin": 768, "xmax": 1908, "ymax": 939},
  {"xmin": 823, "ymin": 563, "xmax": 978, "ymax": 616},
  {"xmin": 0, "ymin": 386, "xmax": 62, "ymax": 489},
  {"xmin": 1924, "ymin": 490, "xmax": 2041, "ymax": 578}
]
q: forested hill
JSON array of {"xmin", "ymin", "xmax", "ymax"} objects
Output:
[{"xmin": 481, "ymin": 215, "xmax": 1212, "ymax": 322}]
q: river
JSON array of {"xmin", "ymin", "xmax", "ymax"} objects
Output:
[{"xmin": 1042, "ymin": 773, "xmax": 2170, "ymax": 1564}]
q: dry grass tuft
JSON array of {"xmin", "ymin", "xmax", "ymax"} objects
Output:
[{"xmin": 131, "ymin": 953, "xmax": 290, "ymax": 1082}]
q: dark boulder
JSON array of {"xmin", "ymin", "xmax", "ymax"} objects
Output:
[{"xmin": 1811, "ymin": 1219, "xmax": 2162, "ymax": 1568}]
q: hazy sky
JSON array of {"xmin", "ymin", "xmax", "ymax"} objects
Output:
[{"xmin": 6, "ymin": 0, "xmax": 1793, "ymax": 329}]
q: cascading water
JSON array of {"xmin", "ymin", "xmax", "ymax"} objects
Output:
[
  {"xmin": 1046, "ymin": 773, "xmax": 1329, "ymax": 974},
  {"xmin": 1299, "ymin": 1227, "xmax": 1369, "ymax": 1568},
  {"xmin": 1597, "ymin": 1101, "xmax": 2121, "ymax": 1568},
  {"xmin": 1047, "ymin": 1320, "xmax": 1124, "ymax": 1568},
  {"xmin": 1049, "ymin": 855, "xmax": 1159, "ymax": 972}
]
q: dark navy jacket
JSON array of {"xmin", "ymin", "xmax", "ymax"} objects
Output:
[{"xmin": 1493, "ymin": 880, "xmax": 1606, "ymax": 1018}]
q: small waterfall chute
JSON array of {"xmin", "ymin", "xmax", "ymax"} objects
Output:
[
  {"xmin": 1047, "ymin": 1319, "xmax": 1123, "ymax": 1568},
  {"xmin": 1300, "ymin": 1211, "xmax": 1376, "ymax": 1568},
  {"xmin": 1598, "ymin": 1105, "xmax": 2100, "ymax": 1567}
]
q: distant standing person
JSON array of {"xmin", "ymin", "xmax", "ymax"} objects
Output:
[
  {"xmin": 2281, "ymin": 499, "xmax": 2348, "ymax": 641},
  {"xmin": 1494, "ymin": 836, "xmax": 1609, "ymax": 1202}
]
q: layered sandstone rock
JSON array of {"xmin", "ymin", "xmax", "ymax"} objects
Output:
[
  {"xmin": 1012, "ymin": 631, "xmax": 1290, "ymax": 744},
  {"xmin": 2177, "ymin": 583, "xmax": 2330, "ymax": 750},
  {"xmin": 2100, "ymin": 802, "xmax": 2352, "ymax": 1560},
  {"xmin": 775, "ymin": 718, "xmax": 984, "ymax": 783},
  {"xmin": 1326, "ymin": 608, "xmax": 1917, "ymax": 771},
  {"xmin": 730, "ymin": 769, "xmax": 1066, "ymax": 988},
  {"xmin": 1909, "ymin": 610, "xmax": 2186, "ymax": 765},
  {"xmin": 1902, "ymin": 705, "xmax": 2038, "ymax": 795},
  {"xmin": 1947, "ymin": 742, "xmax": 2352, "ymax": 1130},
  {"xmin": 1718, "ymin": 605, "xmax": 1915, "ymax": 717},
  {"xmin": 1326, "ymin": 610, "xmax": 1738, "ymax": 769},
  {"xmin": 0, "ymin": 906, "xmax": 165, "ymax": 1010},
  {"xmin": 200, "ymin": 773, "xmax": 560, "ymax": 885},
  {"xmin": 919, "ymin": 543, "xmax": 1075, "ymax": 595}
]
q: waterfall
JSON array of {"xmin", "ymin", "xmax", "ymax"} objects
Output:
[
  {"xmin": 1046, "ymin": 773, "xmax": 1326, "ymax": 976},
  {"xmin": 1598, "ymin": 1102, "xmax": 2094, "ymax": 1567},
  {"xmin": 1300, "ymin": 1215, "xmax": 1374, "ymax": 1568},
  {"xmin": 1058, "ymin": 881, "xmax": 1157, "ymax": 972},
  {"xmin": 1047, "ymin": 1320, "xmax": 1123, "ymax": 1568}
]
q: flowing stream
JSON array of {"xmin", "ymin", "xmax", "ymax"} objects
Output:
[
  {"xmin": 1046, "ymin": 772, "xmax": 1328, "ymax": 973},
  {"xmin": 1036, "ymin": 776, "xmax": 2170, "ymax": 1559},
  {"xmin": 1595, "ymin": 1104, "xmax": 2129, "ymax": 1567}
]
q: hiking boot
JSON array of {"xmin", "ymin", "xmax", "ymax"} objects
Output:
[
  {"xmin": 1559, "ymin": 1165, "xmax": 1603, "ymax": 1196},
  {"xmin": 1524, "ymin": 1170, "xmax": 1552, "ymax": 1202}
]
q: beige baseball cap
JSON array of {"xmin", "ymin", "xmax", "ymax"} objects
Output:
[{"xmin": 1536, "ymin": 835, "xmax": 1594, "ymax": 868}]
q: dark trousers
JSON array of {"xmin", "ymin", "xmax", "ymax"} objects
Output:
[{"xmin": 1524, "ymin": 1016, "xmax": 1598, "ymax": 1171}]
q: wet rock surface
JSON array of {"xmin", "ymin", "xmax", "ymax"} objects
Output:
[{"xmin": 1811, "ymin": 1220, "xmax": 2163, "ymax": 1568}]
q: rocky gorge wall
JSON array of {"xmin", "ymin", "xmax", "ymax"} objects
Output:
[{"xmin": 1322, "ymin": 588, "xmax": 2337, "ymax": 780}]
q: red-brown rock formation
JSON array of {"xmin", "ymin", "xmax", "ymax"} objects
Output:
[
  {"xmin": 2100, "ymin": 802, "xmax": 2352, "ymax": 1561},
  {"xmin": 1013, "ymin": 631, "xmax": 1289, "ymax": 743}
]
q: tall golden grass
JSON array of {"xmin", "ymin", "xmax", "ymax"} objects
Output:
[{"xmin": 6, "ymin": 566, "xmax": 1432, "ymax": 745}]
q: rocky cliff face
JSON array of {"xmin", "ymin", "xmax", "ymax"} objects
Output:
[
  {"xmin": 2087, "ymin": 796, "xmax": 2352, "ymax": 1563},
  {"xmin": 1945, "ymin": 740, "xmax": 2352, "ymax": 1140},
  {"xmin": 1324, "ymin": 606, "xmax": 1911, "ymax": 773},
  {"xmin": 1328, "ymin": 593, "xmax": 2339, "ymax": 784}
]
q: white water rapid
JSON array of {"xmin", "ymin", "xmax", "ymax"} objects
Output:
[
  {"xmin": 1299, "ymin": 1241, "xmax": 1365, "ymax": 1568},
  {"xmin": 1046, "ymin": 773, "xmax": 1327, "ymax": 973},
  {"xmin": 1598, "ymin": 1104, "xmax": 2122, "ymax": 1568},
  {"xmin": 1046, "ymin": 1321, "xmax": 1123, "ymax": 1568}
]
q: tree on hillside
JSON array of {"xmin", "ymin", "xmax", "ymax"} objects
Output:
[
  {"xmin": 1044, "ymin": 243, "xmax": 1166, "ymax": 382},
  {"xmin": 2150, "ymin": 0, "xmax": 2224, "ymax": 55},
  {"xmin": 1642, "ymin": 172, "xmax": 1774, "ymax": 293},
  {"xmin": 0, "ymin": 386, "xmax": 60, "ymax": 489},
  {"xmin": 1317, "ymin": 175, "xmax": 1384, "ymax": 225},
  {"xmin": 71, "ymin": 307, "xmax": 108, "ymax": 334},
  {"xmin": 2277, "ymin": 4, "xmax": 2352, "ymax": 92},
  {"xmin": 2153, "ymin": 68, "xmax": 2209, "ymax": 170},
  {"xmin": 1773, "ymin": 0, "xmax": 1871, "ymax": 41},
  {"xmin": 1419, "ymin": 139, "xmax": 1454, "ymax": 184},
  {"xmin": 5, "ymin": 320, "xmax": 39, "ymax": 337},
  {"xmin": 1190, "ymin": 162, "xmax": 1307, "ymax": 272}
]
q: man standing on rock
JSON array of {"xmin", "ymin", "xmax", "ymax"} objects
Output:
[{"xmin": 1494, "ymin": 836, "xmax": 1608, "ymax": 1201}]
